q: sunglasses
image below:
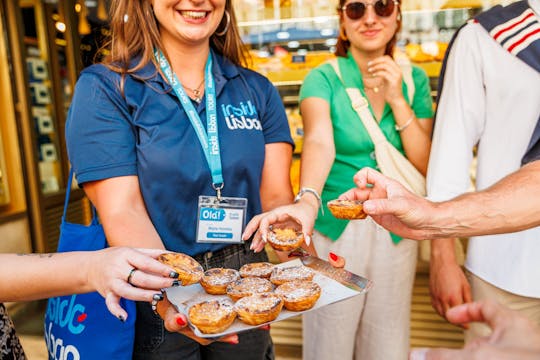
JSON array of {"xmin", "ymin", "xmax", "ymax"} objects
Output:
[{"xmin": 341, "ymin": 0, "xmax": 398, "ymax": 20}]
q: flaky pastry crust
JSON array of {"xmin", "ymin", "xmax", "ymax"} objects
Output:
[
  {"xmin": 188, "ymin": 300, "xmax": 236, "ymax": 334},
  {"xmin": 275, "ymin": 280, "xmax": 321, "ymax": 311},
  {"xmin": 200, "ymin": 268, "xmax": 241, "ymax": 295},
  {"xmin": 327, "ymin": 199, "xmax": 367, "ymax": 220},
  {"xmin": 239, "ymin": 262, "xmax": 275, "ymax": 278},
  {"xmin": 234, "ymin": 293, "xmax": 283, "ymax": 326},
  {"xmin": 157, "ymin": 252, "xmax": 203, "ymax": 286},
  {"xmin": 267, "ymin": 228, "xmax": 304, "ymax": 252},
  {"xmin": 226, "ymin": 277, "xmax": 274, "ymax": 302},
  {"xmin": 270, "ymin": 265, "xmax": 314, "ymax": 286}
]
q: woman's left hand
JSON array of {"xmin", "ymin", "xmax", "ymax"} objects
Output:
[
  {"xmin": 367, "ymin": 55, "xmax": 405, "ymax": 106},
  {"xmin": 86, "ymin": 247, "xmax": 179, "ymax": 320}
]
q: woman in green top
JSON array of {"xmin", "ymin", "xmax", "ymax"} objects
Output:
[{"xmin": 246, "ymin": 0, "xmax": 433, "ymax": 358}]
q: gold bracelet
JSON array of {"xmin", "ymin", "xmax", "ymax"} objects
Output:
[{"xmin": 395, "ymin": 115, "xmax": 415, "ymax": 132}]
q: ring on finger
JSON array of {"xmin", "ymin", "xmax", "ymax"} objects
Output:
[{"xmin": 127, "ymin": 268, "xmax": 137, "ymax": 286}]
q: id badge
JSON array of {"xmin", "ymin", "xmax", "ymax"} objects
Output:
[{"xmin": 196, "ymin": 196, "xmax": 248, "ymax": 244}]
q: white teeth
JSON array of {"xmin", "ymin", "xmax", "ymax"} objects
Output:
[{"xmin": 181, "ymin": 11, "xmax": 206, "ymax": 19}]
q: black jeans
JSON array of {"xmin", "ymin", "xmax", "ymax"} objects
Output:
[{"xmin": 133, "ymin": 242, "xmax": 275, "ymax": 360}]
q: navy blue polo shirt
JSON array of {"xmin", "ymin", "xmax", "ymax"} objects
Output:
[{"xmin": 65, "ymin": 51, "xmax": 293, "ymax": 256}]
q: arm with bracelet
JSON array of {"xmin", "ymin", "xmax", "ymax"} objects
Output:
[{"xmin": 243, "ymin": 95, "xmax": 335, "ymax": 257}]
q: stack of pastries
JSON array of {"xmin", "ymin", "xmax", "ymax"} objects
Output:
[{"xmin": 159, "ymin": 252, "xmax": 322, "ymax": 335}]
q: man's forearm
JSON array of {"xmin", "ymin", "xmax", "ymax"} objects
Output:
[{"xmin": 430, "ymin": 161, "xmax": 540, "ymax": 238}]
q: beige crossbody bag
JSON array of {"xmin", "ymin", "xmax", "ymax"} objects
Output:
[{"xmin": 329, "ymin": 59, "xmax": 426, "ymax": 197}]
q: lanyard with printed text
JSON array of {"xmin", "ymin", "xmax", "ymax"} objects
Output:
[{"xmin": 155, "ymin": 50, "xmax": 224, "ymax": 199}]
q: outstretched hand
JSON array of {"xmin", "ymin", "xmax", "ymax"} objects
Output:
[
  {"xmin": 409, "ymin": 300, "xmax": 540, "ymax": 359},
  {"xmin": 242, "ymin": 201, "xmax": 316, "ymax": 253},
  {"xmin": 340, "ymin": 168, "xmax": 436, "ymax": 240},
  {"xmin": 86, "ymin": 247, "xmax": 179, "ymax": 320}
]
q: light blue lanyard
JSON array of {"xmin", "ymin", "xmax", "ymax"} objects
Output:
[{"xmin": 155, "ymin": 50, "xmax": 224, "ymax": 198}]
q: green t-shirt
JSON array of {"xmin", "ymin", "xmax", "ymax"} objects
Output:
[{"xmin": 299, "ymin": 53, "xmax": 434, "ymax": 243}]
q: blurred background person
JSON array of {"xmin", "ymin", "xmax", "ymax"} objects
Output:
[
  {"xmin": 247, "ymin": 0, "xmax": 434, "ymax": 358},
  {"xmin": 426, "ymin": 0, "xmax": 540, "ymax": 341}
]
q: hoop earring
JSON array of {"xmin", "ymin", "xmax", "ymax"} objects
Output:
[
  {"xmin": 339, "ymin": 26, "xmax": 348, "ymax": 41},
  {"xmin": 215, "ymin": 10, "xmax": 230, "ymax": 37}
]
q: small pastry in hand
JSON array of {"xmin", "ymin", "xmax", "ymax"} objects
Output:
[
  {"xmin": 275, "ymin": 280, "xmax": 321, "ymax": 311},
  {"xmin": 239, "ymin": 262, "xmax": 275, "ymax": 279},
  {"xmin": 270, "ymin": 265, "xmax": 314, "ymax": 286},
  {"xmin": 157, "ymin": 252, "xmax": 204, "ymax": 286},
  {"xmin": 327, "ymin": 199, "xmax": 367, "ymax": 220},
  {"xmin": 188, "ymin": 300, "xmax": 236, "ymax": 334},
  {"xmin": 267, "ymin": 227, "xmax": 304, "ymax": 252},
  {"xmin": 226, "ymin": 277, "xmax": 274, "ymax": 302},
  {"xmin": 235, "ymin": 293, "xmax": 283, "ymax": 325},
  {"xmin": 200, "ymin": 268, "xmax": 241, "ymax": 295}
]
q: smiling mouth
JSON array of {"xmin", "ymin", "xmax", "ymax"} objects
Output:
[{"xmin": 180, "ymin": 10, "xmax": 208, "ymax": 20}]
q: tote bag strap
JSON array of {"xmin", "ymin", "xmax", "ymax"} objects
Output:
[
  {"xmin": 328, "ymin": 59, "xmax": 394, "ymax": 147},
  {"xmin": 62, "ymin": 168, "xmax": 99, "ymax": 224}
]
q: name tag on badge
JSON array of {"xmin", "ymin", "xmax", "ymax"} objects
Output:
[{"xmin": 196, "ymin": 195, "xmax": 248, "ymax": 244}]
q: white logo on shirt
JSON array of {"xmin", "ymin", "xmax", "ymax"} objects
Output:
[{"xmin": 222, "ymin": 101, "xmax": 262, "ymax": 131}]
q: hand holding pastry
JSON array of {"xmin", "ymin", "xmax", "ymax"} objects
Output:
[
  {"xmin": 86, "ymin": 247, "xmax": 181, "ymax": 321},
  {"xmin": 157, "ymin": 252, "xmax": 204, "ymax": 286},
  {"xmin": 242, "ymin": 202, "xmax": 316, "ymax": 254}
]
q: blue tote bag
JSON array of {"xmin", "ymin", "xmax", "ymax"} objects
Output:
[{"xmin": 44, "ymin": 169, "xmax": 136, "ymax": 359}]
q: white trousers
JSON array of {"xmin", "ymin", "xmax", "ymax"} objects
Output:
[{"xmin": 302, "ymin": 219, "xmax": 418, "ymax": 360}]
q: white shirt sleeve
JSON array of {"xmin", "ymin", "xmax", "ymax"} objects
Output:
[{"xmin": 427, "ymin": 24, "xmax": 487, "ymax": 202}]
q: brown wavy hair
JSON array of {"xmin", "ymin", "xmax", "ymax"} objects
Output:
[
  {"xmin": 335, "ymin": 0, "xmax": 402, "ymax": 58},
  {"xmin": 101, "ymin": 0, "xmax": 248, "ymax": 76}
]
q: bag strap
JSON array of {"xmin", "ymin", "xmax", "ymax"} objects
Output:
[
  {"xmin": 393, "ymin": 48, "xmax": 415, "ymax": 102},
  {"xmin": 328, "ymin": 59, "xmax": 394, "ymax": 147},
  {"xmin": 62, "ymin": 168, "xmax": 99, "ymax": 224}
]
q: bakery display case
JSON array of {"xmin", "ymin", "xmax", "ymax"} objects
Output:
[
  {"xmin": 237, "ymin": 2, "xmax": 478, "ymax": 193},
  {"xmin": 1, "ymin": 0, "xmax": 89, "ymax": 253}
]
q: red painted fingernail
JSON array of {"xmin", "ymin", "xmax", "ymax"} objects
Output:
[
  {"xmin": 176, "ymin": 317, "xmax": 186, "ymax": 326},
  {"xmin": 260, "ymin": 324, "xmax": 270, "ymax": 330},
  {"xmin": 227, "ymin": 335, "xmax": 239, "ymax": 344},
  {"xmin": 329, "ymin": 252, "xmax": 338, "ymax": 261}
]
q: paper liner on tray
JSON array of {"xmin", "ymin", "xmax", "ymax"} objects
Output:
[{"xmin": 165, "ymin": 258, "xmax": 367, "ymax": 339}]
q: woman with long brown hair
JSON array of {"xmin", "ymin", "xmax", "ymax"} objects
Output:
[
  {"xmin": 66, "ymin": 0, "xmax": 294, "ymax": 358},
  {"xmin": 246, "ymin": 0, "xmax": 433, "ymax": 358}
]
